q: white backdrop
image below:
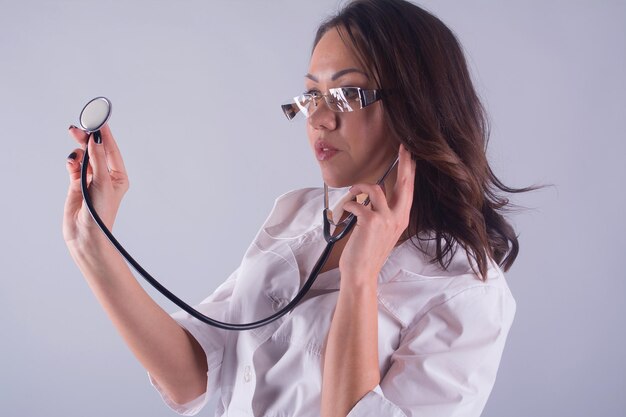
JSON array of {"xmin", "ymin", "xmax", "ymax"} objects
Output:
[{"xmin": 1, "ymin": 1, "xmax": 624, "ymax": 416}]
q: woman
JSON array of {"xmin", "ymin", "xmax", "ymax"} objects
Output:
[{"xmin": 64, "ymin": 1, "xmax": 528, "ymax": 416}]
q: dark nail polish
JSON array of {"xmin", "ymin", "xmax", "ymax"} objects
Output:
[
  {"xmin": 94, "ymin": 131, "xmax": 102, "ymax": 144},
  {"xmin": 68, "ymin": 125, "xmax": 77, "ymax": 130},
  {"xmin": 67, "ymin": 151, "xmax": 77, "ymax": 160}
]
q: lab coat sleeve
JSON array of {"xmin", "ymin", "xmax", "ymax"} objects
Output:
[
  {"xmin": 148, "ymin": 268, "xmax": 239, "ymax": 416},
  {"xmin": 347, "ymin": 284, "xmax": 516, "ymax": 417}
]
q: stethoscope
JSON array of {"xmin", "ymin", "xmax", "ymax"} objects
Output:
[{"xmin": 76, "ymin": 97, "xmax": 399, "ymax": 330}]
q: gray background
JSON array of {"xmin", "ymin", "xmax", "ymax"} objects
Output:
[{"xmin": 1, "ymin": 0, "xmax": 624, "ymax": 416}]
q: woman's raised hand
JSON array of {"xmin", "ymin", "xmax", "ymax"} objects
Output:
[
  {"xmin": 62, "ymin": 126, "xmax": 210, "ymax": 402},
  {"xmin": 63, "ymin": 124, "xmax": 129, "ymax": 252},
  {"xmin": 339, "ymin": 144, "xmax": 416, "ymax": 286}
]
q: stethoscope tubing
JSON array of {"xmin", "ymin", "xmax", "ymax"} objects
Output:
[{"xmin": 80, "ymin": 135, "xmax": 357, "ymax": 331}]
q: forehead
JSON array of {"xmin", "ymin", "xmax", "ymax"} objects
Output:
[{"xmin": 308, "ymin": 27, "xmax": 366, "ymax": 77}]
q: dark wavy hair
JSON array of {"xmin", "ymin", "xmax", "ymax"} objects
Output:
[{"xmin": 314, "ymin": 0, "xmax": 537, "ymax": 280}]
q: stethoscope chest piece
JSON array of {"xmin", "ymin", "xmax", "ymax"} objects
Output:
[{"xmin": 79, "ymin": 96, "xmax": 112, "ymax": 142}]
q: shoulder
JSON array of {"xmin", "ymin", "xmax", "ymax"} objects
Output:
[{"xmin": 379, "ymin": 240, "xmax": 516, "ymax": 330}]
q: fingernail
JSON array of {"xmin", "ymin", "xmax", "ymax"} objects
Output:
[
  {"xmin": 68, "ymin": 125, "xmax": 77, "ymax": 130},
  {"xmin": 67, "ymin": 151, "xmax": 77, "ymax": 160},
  {"xmin": 94, "ymin": 132, "xmax": 102, "ymax": 144}
]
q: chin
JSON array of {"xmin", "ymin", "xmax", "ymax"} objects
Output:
[{"xmin": 320, "ymin": 171, "xmax": 354, "ymax": 189}]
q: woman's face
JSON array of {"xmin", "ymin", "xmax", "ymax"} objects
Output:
[{"xmin": 306, "ymin": 27, "xmax": 397, "ymax": 188}]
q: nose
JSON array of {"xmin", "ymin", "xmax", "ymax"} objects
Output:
[{"xmin": 308, "ymin": 98, "xmax": 337, "ymax": 131}]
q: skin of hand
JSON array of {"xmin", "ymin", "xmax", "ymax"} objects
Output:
[
  {"xmin": 321, "ymin": 144, "xmax": 415, "ymax": 417},
  {"xmin": 64, "ymin": 124, "xmax": 129, "ymax": 251},
  {"xmin": 338, "ymin": 143, "xmax": 416, "ymax": 284}
]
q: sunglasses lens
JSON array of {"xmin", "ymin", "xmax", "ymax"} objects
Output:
[
  {"xmin": 295, "ymin": 95, "xmax": 313, "ymax": 117},
  {"xmin": 281, "ymin": 103, "xmax": 299, "ymax": 120},
  {"xmin": 329, "ymin": 88, "xmax": 359, "ymax": 112}
]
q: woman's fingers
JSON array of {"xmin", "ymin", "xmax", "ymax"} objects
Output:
[
  {"xmin": 391, "ymin": 144, "xmax": 416, "ymax": 214},
  {"xmin": 65, "ymin": 148, "xmax": 93, "ymax": 193},
  {"xmin": 87, "ymin": 134, "xmax": 111, "ymax": 186},
  {"xmin": 342, "ymin": 199, "xmax": 371, "ymax": 219},
  {"xmin": 343, "ymin": 146, "xmax": 416, "ymax": 230},
  {"xmin": 351, "ymin": 183, "xmax": 387, "ymax": 209},
  {"xmin": 99, "ymin": 124, "xmax": 127, "ymax": 174},
  {"xmin": 66, "ymin": 148, "xmax": 85, "ymax": 183},
  {"xmin": 68, "ymin": 125, "xmax": 89, "ymax": 147},
  {"xmin": 63, "ymin": 125, "xmax": 127, "ymax": 242},
  {"xmin": 64, "ymin": 148, "xmax": 86, "ymax": 228},
  {"xmin": 68, "ymin": 124, "xmax": 127, "ymax": 176},
  {"xmin": 344, "ymin": 183, "xmax": 389, "ymax": 217}
]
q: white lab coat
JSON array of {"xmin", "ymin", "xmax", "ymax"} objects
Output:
[{"xmin": 149, "ymin": 187, "xmax": 516, "ymax": 417}]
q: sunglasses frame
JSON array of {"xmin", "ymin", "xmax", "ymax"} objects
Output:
[{"xmin": 281, "ymin": 87, "xmax": 382, "ymax": 120}]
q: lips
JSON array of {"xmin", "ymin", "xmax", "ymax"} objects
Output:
[{"xmin": 315, "ymin": 140, "xmax": 340, "ymax": 161}]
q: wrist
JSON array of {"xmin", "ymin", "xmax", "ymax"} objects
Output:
[
  {"xmin": 338, "ymin": 270, "xmax": 379, "ymax": 294},
  {"xmin": 68, "ymin": 242, "xmax": 132, "ymax": 290},
  {"xmin": 66, "ymin": 234, "xmax": 119, "ymax": 269}
]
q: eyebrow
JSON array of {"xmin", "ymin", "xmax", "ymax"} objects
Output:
[{"xmin": 305, "ymin": 68, "xmax": 369, "ymax": 82}]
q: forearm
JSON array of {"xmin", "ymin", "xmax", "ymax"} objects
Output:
[
  {"xmin": 321, "ymin": 276, "xmax": 380, "ymax": 417},
  {"xmin": 68, "ymin": 240, "xmax": 208, "ymax": 404}
]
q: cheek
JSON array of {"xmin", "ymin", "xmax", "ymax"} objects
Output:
[
  {"xmin": 369, "ymin": 106, "xmax": 388, "ymax": 136},
  {"xmin": 306, "ymin": 124, "xmax": 316, "ymax": 148},
  {"xmin": 350, "ymin": 109, "xmax": 388, "ymax": 151}
]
